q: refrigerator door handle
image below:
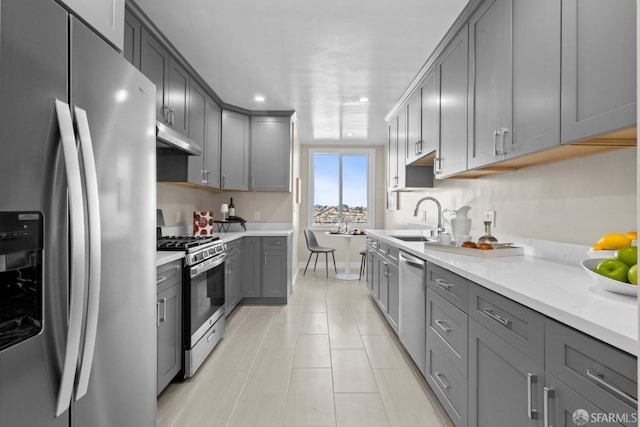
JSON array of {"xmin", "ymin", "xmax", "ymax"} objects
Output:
[
  {"xmin": 73, "ymin": 107, "xmax": 102, "ymax": 401},
  {"xmin": 54, "ymin": 99, "xmax": 87, "ymax": 417}
]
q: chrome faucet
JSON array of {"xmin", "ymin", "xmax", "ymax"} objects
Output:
[{"xmin": 413, "ymin": 196, "xmax": 444, "ymax": 233}]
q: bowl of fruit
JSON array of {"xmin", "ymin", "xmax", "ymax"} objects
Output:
[{"xmin": 581, "ymin": 245, "xmax": 637, "ymax": 296}]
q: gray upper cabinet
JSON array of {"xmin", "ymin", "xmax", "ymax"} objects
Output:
[
  {"xmin": 188, "ymin": 81, "xmax": 221, "ymax": 187},
  {"xmin": 140, "ymin": 28, "xmax": 189, "ymax": 134},
  {"xmin": 436, "ymin": 25, "xmax": 469, "ymax": 178},
  {"xmin": 405, "ymin": 91, "xmax": 422, "ymax": 164},
  {"xmin": 250, "ymin": 116, "xmax": 292, "ymax": 192},
  {"xmin": 204, "ymin": 98, "xmax": 222, "ymax": 188},
  {"xmin": 58, "ymin": 0, "xmax": 124, "ymax": 50},
  {"xmin": 561, "ymin": 0, "xmax": 636, "ymax": 144},
  {"xmin": 396, "ymin": 109, "xmax": 407, "ymax": 187},
  {"xmin": 123, "ymin": 8, "xmax": 141, "ymax": 68},
  {"xmin": 168, "ymin": 59, "xmax": 190, "ymax": 135},
  {"xmin": 140, "ymin": 29, "xmax": 169, "ymax": 123},
  {"xmin": 420, "ymin": 66, "xmax": 439, "ymax": 159},
  {"xmin": 221, "ymin": 110, "xmax": 250, "ymax": 191},
  {"xmin": 388, "ymin": 119, "xmax": 398, "ymax": 189},
  {"xmin": 468, "ymin": 0, "xmax": 560, "ymax": 169}
]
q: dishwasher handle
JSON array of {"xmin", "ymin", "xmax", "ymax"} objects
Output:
[{"xmin": 399, "ymin": 252, "xmax": 425, "ymax": 269}]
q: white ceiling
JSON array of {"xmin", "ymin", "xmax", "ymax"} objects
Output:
[{"xmin": 134, "ymin": 0, "xmax": 468, "ymax": 145}]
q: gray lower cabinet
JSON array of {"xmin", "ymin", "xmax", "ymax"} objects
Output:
[
  {"xmin": 221, "ymin": 110, "xmax": 250, "ymax": 190},
  {"xmin": 58, "ymin": 0, "xmax": 124, "ymax": 50},
  {"xmin": 545, "ymin": 319, "xmax": 637, "ymax": 426},
  {"xmin": 250, "ymin": 116, "xmax": 292, "ymax": 192},
  {"xmin": 561, "ymin": 0, "xmax": 636, "ymax": 144},
  {"xmin": 468, "ymin": 318, "xmax": 544, "ymax": 427},
  {"xmin": 156, "ymin": 260, "xmax": 182, "ymax": 395},
  {"xmin": 426, "ymin": 264, "xmax": 469, "ymax": 427},
  {"xmin": 365, "ymin": 238, "xmax": 377, "ymax": 295},
  {"xmin": 435, "ymin": 24, "xmax": 469, "ymax": 178},
  {"xmin": 242, "ymin": 236, "xmax": 288, "ymax": 301},
  {"xmin": 225, "ymin": 239, "xmax": 243, "ymax": 316},
  {"xmin": 467, "ymin": 0, "xmax": 560, "ymax": 169}
]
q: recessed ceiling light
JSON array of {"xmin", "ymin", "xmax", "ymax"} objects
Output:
[
  {"xmin": 358, "ymin": 97, "xmax": 369, "ymax": 103},
  {"xmin": 254, "ymin": 95, "xmax": 265, "ymax": 102}
]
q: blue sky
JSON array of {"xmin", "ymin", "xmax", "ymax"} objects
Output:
[{"xmin": 314, "ymin": 154, "xmax": 368, "ymax": 207}]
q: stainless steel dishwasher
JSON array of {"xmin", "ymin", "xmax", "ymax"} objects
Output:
[{"xmin": 399, "ymin": 251, "xmax": 426, "ymax": 376}]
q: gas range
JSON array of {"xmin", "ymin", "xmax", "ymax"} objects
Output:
[{"xmin": 157, "ymin": 235, "xmax": 226, "ymax": 267}]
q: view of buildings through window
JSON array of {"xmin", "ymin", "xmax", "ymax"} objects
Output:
[{"xmin": 312, "ymin": 152, "xmax": 370, "ymax": 225}]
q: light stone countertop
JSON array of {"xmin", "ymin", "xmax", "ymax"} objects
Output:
[
  {"xmin": 156, "ymin": 251, "xmax": 185, "ymax": 266},
  {"xmin": 367, "ymin": 229, "xmax": 638, "ymax": 356},
  {"xmin": 155, "ymin": 229, "xmax": 293, "ymax": 266}
]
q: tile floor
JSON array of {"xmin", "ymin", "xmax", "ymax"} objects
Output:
[{"xmin": 157, "ymin": 271, "xmax": 454, "ymax": 427}]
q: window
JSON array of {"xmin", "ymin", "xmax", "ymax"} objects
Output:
[{"xmin": 308, "ymin": 148, "xmax": 375, "ymax": 228}]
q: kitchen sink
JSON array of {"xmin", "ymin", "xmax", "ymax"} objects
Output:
[{"xmin": 390, "ymin": 235, "xmax": 438, "ymax": 243}]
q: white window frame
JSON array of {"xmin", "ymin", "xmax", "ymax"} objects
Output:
[{"xmin": 307, "ymin": 148, "xmax": 376, "ymax": 229}]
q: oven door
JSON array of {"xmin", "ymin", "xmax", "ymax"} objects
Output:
[{"xmin": 187, "ymin": 256, "xmax": 225, "ymax": 347}]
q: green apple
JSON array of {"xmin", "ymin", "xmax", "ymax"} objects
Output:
[
  {"xmin": 628, "ymin": 264, "xmax": 638, "ymax": 285},
  {"xmin": 615, "ymin": 246, "xmax": 637, "ymax": 267},
  {"xmin": 594, "ymin": 259, "xmax": 630, "ymax": 283}
]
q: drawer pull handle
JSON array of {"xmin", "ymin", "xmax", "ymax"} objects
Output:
[
  {"xmin": 434, "ymin": 371, "xmax": 450, "ymax": 389},
  {"xmin": 586, "ymin": 369, "xmax": 638, "ymax": 406},
  {"xmin": 483, "ymin": 308, "xmax": 510, "ymax": 326},
  {"xmin": 527, "ymin": 373, "xmax": 538, "ymax": 420},
  {"xmin": 434, "ymin": 278, "xmax": 453, "ymax": 290},
  {"xmin": 156, "ymin": 275, "xmax": 168, "ymax": 285},
  {"xmin": 434, "ymin": 319, "xmax": 451, "ymax": 333},
  {"xmin": 543, "ymin": 386, "xmax": 554, "ymax": 427}
]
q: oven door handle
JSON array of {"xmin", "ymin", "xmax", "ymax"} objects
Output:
[{"xmin": 190, "ymin": 255, "xmax": 226, "ymax": 278}]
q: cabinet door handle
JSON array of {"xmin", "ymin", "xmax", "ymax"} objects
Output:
[
  {"xmin": 434, "ymin": 278, "xmax": 453, "ymax": 290},
  {"xmin": 252, "ymin": 177, "xmax": 255, "ymax": 191},
  {"xmin": 527, "ymin": 373, "xmax": 538, "ymax": 420},
  {"xmin": 434, "ymin": 371, "xmax": 450, "ymax": 389},
  {"xmin": 163, "ymin": 105, "xmax": 169, "ymax": 122},
  {"xmin": 493, "ymin": 130, "xmax": 501, "ymax": 155},
  {"xmin": 543, "ymin": 386, "xmax": 554, "ymax": 427},
  {"xmin": 156, "ymin": 301, "xmax": 161, "ymax": 327},
  {"xmin": 434, "ymin": 319, "xmax": 451, "ymax": 333},
  {"xmin": 586, "ymin": 369, "xmax": 638, "ymax": 406},
  {"xmin": 160, "ymin": 298, "xmax": 167, "ymax": 323},
  {"xmin": 483, "ymin": 307, "xmax": 510, "ymax": 327},
  {"xmin": 500, "ymin": 127, "xmax": 509, "ymax": 155},
  {"xmin": 221, "ymin": 175, "xmax": 226, "ymax": 189},
  {"xmin": 264, "ymin": 252, "xmax": 267, "ymax": 265},
  {"xmin": 169, "ymin": 108, "xmax": 175, "ymax": 125},
  {"xmin": 434, "ymin": 156, "xmax": 443, "ymax": 173}
]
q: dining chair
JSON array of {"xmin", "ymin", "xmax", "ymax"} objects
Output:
[{"xmin": 303, "ymin": 229, "xmax": 337, "ymax": 277}]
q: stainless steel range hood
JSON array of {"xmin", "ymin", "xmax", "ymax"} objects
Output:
[{"xmin": 156, "ymin": 121, "xmax": 202, "ymax": 155}]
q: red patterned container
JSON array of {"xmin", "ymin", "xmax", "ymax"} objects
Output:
[{"xmin": 193, "ymin": 211, "xmax": 215, "ymax": 236}]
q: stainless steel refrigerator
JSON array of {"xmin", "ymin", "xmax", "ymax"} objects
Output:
[{"xmin": 0, "ymin": 0, "xmax": 157, "ymax": 426}]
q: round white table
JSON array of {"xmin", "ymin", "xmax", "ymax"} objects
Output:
[{"xmin": 325, "ymin": 232, "xmax": 365, "ymax": 280}]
